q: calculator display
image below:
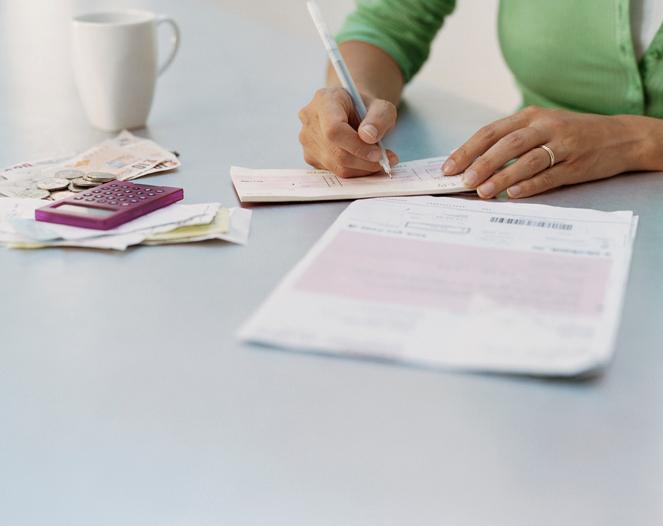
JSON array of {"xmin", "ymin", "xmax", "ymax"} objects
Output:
[{"xmin": 55, "ymin": 204, "xmax": 115, "ymax": 218}]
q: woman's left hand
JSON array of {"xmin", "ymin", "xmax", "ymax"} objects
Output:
[{"xmin": 442, "ymin": 106, "xmax": 647, "ymax": 199}]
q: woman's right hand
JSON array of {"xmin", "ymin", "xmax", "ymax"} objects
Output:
[{"xmin": 298, "ymin": 87, "xmax": 399, "ymax": 177}]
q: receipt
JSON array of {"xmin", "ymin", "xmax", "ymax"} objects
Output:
[
  {"xmin": 240, "ymin": 196, "xmax": 638, "ymax": 376},
  {"xmin": 230, "ymin": 156, "xmax": 467, "ymax": 202},
  {"xmin": 0, "ymin": 199, "xmax": 225, "ymax": 250},
  {"xmin": 6, "ymin": 202, "xmax": 219, "ymax": 241}
]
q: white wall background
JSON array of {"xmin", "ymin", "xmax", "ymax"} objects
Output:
[{"xmin": 219, "ymin": 0, "xmax": 520, "ymax": 113}]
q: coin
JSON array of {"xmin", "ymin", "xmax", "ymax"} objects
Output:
[
  {"xmin": 71, "ymin": 177, "xmax": 100, "ymax": 188},
  {"xmin": 85, "ymin": 171, "xmax": 116, "ymax": 183},
  {"xmin": 37, "ymin": 178, "xmax": 70, "ymax": 191},
  {"xmin": 68, "ymin": 182, "xmax": 86, "ymax": 192},
  {"xmin": 54, "ymin": 169, "xmax": 84, "ymax": 180},
  {"xmin": 49, "ymin": 191, "xmax": 76, "ymax": 201},
  {"xmin": 17, "ymin": 188, "xmax": 50, "ymax": 199}
]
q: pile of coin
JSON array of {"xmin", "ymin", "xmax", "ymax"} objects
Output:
[{"xmin": 33, "ymin": 170, "xmax": 117, "ymax": 201}]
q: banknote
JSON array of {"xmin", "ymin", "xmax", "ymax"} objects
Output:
[
  {"xmin": 63, "ymin": 130, "xmax": 180, "ymax": 181},
  {"xmin": 0, "ymin": 131, "xmax": 180, "ymax": 199},
  {"xmin": 1, "ymin": 154, "xmax": 74, "ymax": 177}
]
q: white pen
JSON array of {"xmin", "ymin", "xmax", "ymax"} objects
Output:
[{"xmin": 306, "ymin": 0, "xmax": 392, "ymax": 177}]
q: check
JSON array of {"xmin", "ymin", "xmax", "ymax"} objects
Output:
[
  {"xmin": 230, "ymin": 156, "xmax": 467, "ymax": 202},
  {"xmin": 240, "ymin": 196, "xmax": 638, "ymax": 376}
]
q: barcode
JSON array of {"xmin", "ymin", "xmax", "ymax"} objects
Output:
[{"xmin": 489, "ymin": 216, "xmax": 573, "ymax": 231}]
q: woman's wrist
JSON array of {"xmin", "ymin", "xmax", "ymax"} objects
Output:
[{"xmin": 612, "ymin": 114, "xmax": 663, "ymax": 172}]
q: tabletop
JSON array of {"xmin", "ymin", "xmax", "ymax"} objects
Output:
[{"xmin": 1, "ymin": 1, "xmax": 662, "ymax": 525}]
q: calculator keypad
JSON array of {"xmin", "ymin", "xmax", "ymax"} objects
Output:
[{"xmin": 70, "ymin": 182, "xmax": 167, "ymax": 207}]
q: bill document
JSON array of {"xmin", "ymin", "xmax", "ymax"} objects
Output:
[{"xmin": 240, "ymin": 196, "xmax": 638, "ymax": 377}]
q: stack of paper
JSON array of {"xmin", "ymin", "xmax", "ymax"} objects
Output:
[
  {"xmin": 240, "ymin": 196, "xmax": 638, "ymax": 377},
  {"xmin": 231, "ymin": 156, "xmax": 468, "ymax": 202},
  {"xmin": 0, "ymin": 198, "xmax": 251, "ymax": 251}
]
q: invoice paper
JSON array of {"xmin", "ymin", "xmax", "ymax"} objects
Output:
[
  {"xmin": 230, "ymin": 156, "xmax": 467, "ymax": 202},
  {"xmin": 239, "ymin": 196, "xmax": 638, "ymax": 376}
]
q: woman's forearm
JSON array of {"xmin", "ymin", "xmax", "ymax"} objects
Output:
[{"xmin": 326, "ymin": 41, "xmax": 404, "ymax": 106}]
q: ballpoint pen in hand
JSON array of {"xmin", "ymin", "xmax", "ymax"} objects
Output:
[{"xmin": 306, "ymin": 0, "xmax": 393, "ymax": 177}]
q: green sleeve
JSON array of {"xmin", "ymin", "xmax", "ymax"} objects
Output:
[{"xmin": 336, "ymin": 0, "xmax": 456, "ymax": 83}]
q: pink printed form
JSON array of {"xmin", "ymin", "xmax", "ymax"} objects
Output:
[{"xmin": 295, "ymin": 230, "xmax": 612, "ymax": 316}]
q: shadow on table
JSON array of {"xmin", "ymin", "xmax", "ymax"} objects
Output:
[
  {"xmin": 387, "ymin": 84, "xmax": 507, "ymax": 162},
  {"xmin": 247, "ymin": 340, "xmax": 608, "ymax": 387}
]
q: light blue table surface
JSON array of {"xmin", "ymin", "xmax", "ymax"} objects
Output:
[{"xmin": 1, "ymin": 1, "xmax": 662, "ymax": 525}]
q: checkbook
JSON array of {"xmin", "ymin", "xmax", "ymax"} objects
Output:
[
  {"xmin": 240, "ymin": 196, "xmax": 638, "ymax": 377},
  {"xmin": 230, "ymin": 156, "xmax": 468, "ymax": 202}
]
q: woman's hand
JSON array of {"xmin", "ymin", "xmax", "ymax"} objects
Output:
[
  {"xmin": 442, "ymin": 106, "xmax": 651, "ymax": 199},
  {"xmin": 298, "ymin": 87, "xmax": 399, "ymax": 178}
]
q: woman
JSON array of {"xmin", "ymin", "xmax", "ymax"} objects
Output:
[{"xmin": 298, "ymin": 0, "xmax": 663, "ymax": 198}]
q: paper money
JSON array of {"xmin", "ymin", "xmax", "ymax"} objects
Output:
[
  {"xmin": 0, "ymin": 131, "xmax": 180, "ymax": 200},
  {"xmin": 64, "ymin": 131, "xmax": 180, "ymax": 181},
  {"xmin": 0, "ymin": 156, "xmax": 67, "ymax": 198},
  {"xmin": 2, "ymin": 155, "xmax": 74, "ymax": 176}
]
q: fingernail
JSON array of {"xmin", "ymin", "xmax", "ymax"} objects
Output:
[
  {"xmin": 359, "ymin": 124, "xmax": 378, "ymax": 141},
  {"xmin": 442, "ymin": 158, "xmax": 456, "ymax": 175},
  {"xmin": 478, "ymin": 181, "xmax": 495, "ymax": 197},
  {"xmin": 508, "ymin": 185, "xmax": 522, "ymax": 197},
  {"xmin": 367, "ymin": 149, "xmax": 381, "ymax": 162},
  {"xmin": 462, "ymin": 169, "xmax": 479, "ymax": 187}
]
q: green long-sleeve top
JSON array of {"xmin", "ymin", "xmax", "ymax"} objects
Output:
[{"xmin": 336, "ymin": 0, "xmax": 663, "ymax": 117}]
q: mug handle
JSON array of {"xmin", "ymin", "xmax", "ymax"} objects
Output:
[{"xmin": 156, "ymin": 15, "xmax": 180, "ymax": 76}]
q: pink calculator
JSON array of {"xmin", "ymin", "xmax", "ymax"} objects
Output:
[{"xmin": 35, "ymin": 181, "xmax": 184, "ymax": 230}]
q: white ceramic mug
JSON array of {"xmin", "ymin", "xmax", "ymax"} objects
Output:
[{"xmin": 72, "ymin": 10, "xmax": 180, "ymax": 131}]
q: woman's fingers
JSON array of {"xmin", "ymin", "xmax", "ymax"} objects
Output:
[
  {"xmin": 316, "ymin": 93, "xmax": 384, "ymax": 162},
  {"xmin": 442, "ymin": 111, "xmax": 531, "ymax": 175},
  {"xmin": 298, "ymin": 87, "xmax": 398, "ymax": 176},
  {"xmin": 358, "ymin": 99, "xmax": 397, "ymax": 144},
  {"xmin": 461, "ymin": 126, "xmax": 549, "ymax": 189},
  {"xmin": 326, "ymin": 149, "xmax": 399, "ymax": 178},
  {"xmin": 324, "ymin": 145, "xmax": 386, "ymax": 176},
  {"xmin": 318, "ymin": 119, "xmax": 384, "ymax": 163},
  {"xmin": 507, "ymin": 164, "xmax": 569, "ymax": 198},
  {"xmin": 476, "ymin": 146, "xmax": 552, "ymax": 198},
  {"xmin": 442, "ymin": 106, "xmax": 638, "ymax": 199}
]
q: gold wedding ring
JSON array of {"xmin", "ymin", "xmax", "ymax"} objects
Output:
[{"xmin": 540, "ymin": 145, "xmax": 556, "ymax": 168}]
